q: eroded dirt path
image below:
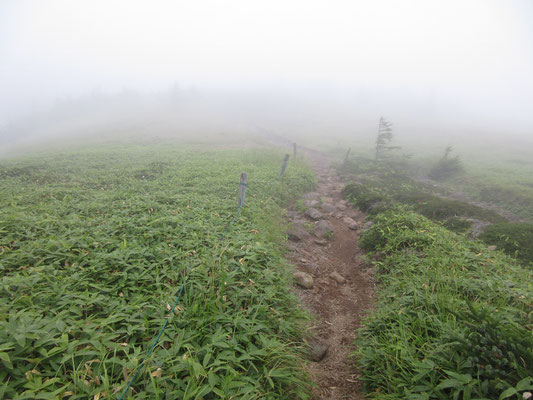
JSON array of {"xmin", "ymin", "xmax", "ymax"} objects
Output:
[{"xmin": 285, "ymin": 149, "xmax": 375, "ymax": 399}]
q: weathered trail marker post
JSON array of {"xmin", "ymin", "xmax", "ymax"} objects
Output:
[
  {"xmin": 343, "ymin": 148, "xmax": 351, "ymax": 165},
  {"xmin": 278, "ymin": 154, "xmax": 290, "ymax": 179},
  {"xmin": 238, "ymin": 172, "xmax": 248, "ymax": 206},
  {"xmin": 292, "ymin": 142, "xmax": 297, "ymax": 157}
]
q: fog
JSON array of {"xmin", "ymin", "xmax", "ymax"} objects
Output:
[{"xmin": 1, "ymin": 0, "xmax": 532, "ymax": 154}]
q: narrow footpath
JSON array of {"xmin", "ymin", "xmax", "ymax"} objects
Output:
[{"xmin": 285, "ymin": 149, "xmax": 375, "ymax": 399}]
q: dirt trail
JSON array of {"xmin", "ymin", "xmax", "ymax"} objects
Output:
[{"xmin": 285, "ymin": 148, "xmax": 375, "ymax": 399}]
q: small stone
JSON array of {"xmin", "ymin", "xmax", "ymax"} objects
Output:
[
  {"xmin": 343, "ymin": 217, "xmax": 358, "ymax": 230},
  {"xmin": 321, "ymin": 203, "xmax": 337, "ymax": 213},
  {"xmin": 286, "ymin": 210, "xmax": 299, "ymax": 219},
  {"xmin": 314, "ymin": 239, "xmax": 328, "ymax": 246},
  {"xmin": 346, "ymin": 210, "xmax": 358, "ymax": 218},
  {"xmin": 293, "ymin": 271, "xmax": 314, "ymax": 289},
  {"xmin": 309, "ymin": 341, "xmax": 329, "ymax": 362},
  {"xmin": 336, "ymin": 201, "xmax": 347, "ymax": 211},
  {"xmin": 302, "ymin": 263, "xmax": 319, "ymax": 275},
  {"xmin": 487, "ymin": 245, "xmax": 497, "ymax": 251},
  {"xmin": 305, "ymin": 208, "xmax": 323, "ymax": 221},
  {"xmin": 304, "ymin": 199, "xmax": 319, "ymax": 208},
  {"xmin": 329, "ymin": 271, "xmax": 346, "ymax": 284},
  {"xmin": 333, "ymin": 212, "xmax": 344, "ymax": 219},
  {"xmin": 287, "ymin": 224, "xmax": 310, "ymax": 241},
  {"xmin": 314, "ymin": 220, "xmax": 334, "ymax": 238},
  {"xmin": 287, "ymin": 244, "xmax": 298, "ymax": 252}
]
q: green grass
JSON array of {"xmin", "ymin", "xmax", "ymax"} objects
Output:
[
  {"xmin": 354, "ymin": 206, "xmax": 533, "ymax": 399},
  {"xmin": 479, "ymin": 223, "xmax": 533, "ymax": 267},
  {"xmin": 337, "ymin": 137, "xmax": 533, "ymax": 221},
  {"xmin": 0, "ymin": 144, "xmax": 316, "ymax": 399},
  {"xmin": 340, "ymin": 161, "xmax": 505, "ymax": 232}
]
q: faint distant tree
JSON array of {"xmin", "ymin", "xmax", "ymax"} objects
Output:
[
  {"xmin": 429, "ymin": 145, "xmax": 464, "ymax": 180},
  {"xmin": 375, "ymin": 117, "xmax": 400, "ymax": 160}
]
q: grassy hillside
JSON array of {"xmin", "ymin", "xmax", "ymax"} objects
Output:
[
  {"xmin": 0, "ymin": 144, "xmax": 315, "ymax": 399},
  {"xmin": 354, "ymin": 208, "xmax": 533, "ymax": 399},
  {"xmin": 341, "ymin": 156, "xmax": 533, "ymax": 399}
]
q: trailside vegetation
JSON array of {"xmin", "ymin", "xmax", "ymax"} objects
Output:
[
  {"xmin": 340, "ymin": 157, "xmax": 533, "ymax": 267},
  {"xmin": 354, "ymin": 206, "xmax": 533, "ymax": 399},
  {"xmin": 428, "ymin": 146, "xmax": 464, "ymax": 181},
  {"xmin": 340, "ymin": 160, "xmax": 505, "ymax": 230},
  {"xmin": 0, "ymin": 145, "xmax": 316, "ymax": 399},
  {"xmin": 480, "ymin": 222, "xmax": 533, "ymax": 267}
]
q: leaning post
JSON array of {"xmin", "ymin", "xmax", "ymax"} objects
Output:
[
  {"xmin": 238, "ymin": 172, "xmax": 248, "ymax": 206},
  {"xmin": 278, "ymin": 154, "xmax": 290, "ymax": 179}
]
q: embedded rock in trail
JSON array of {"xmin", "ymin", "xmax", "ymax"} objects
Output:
[
  {"xmin": 293, "ymin": 271, "xmax": 314, "ymax": 289},
  {"xmin": 336, "ymin": 204, "xmax": 347, "ymax": 211},
  {"xmin": 304, "ymin": 199, "xmax": 320, "ymax": 208},
  {"xmin": 321, "ymin": 203, "xmax": 337, "ymax": 213},
  {"xmin": 287, "ymin": 224, "xmax": 310, "ymax": 242},
  {"xmin": 322, "ymin": 196, "xmax": 335, "ymax": 204},
  {"xmin": 308, "ymin": 341, "xmax": 330, "ymax": 362},
  {"xmin": 346, "ymin": 210, "xmax": 359, "ymax": 219},
  {"xmin": 302, "ymin": 263, "xmax": 320, "ymax": 275},
  {"xmin": 314, "ymin": 239, "xmax": 328, "ymax": 246},
  {"xmin": 314, "ymin": 220, "xmax": 333, "ymax": 238},
  {"xmin": 343, "ymin": 217, "xmax": 358, "ymax": 230},
  {"xmin": 329, "ymin": 271, "xmax": 346, "ymax": 284},
  {"xmin": 286, "ymin": 210, "xmax": 299, "ymax": 219},
  {"xmin": 305, "ymin": 208, "xmax": 324, "ymax": 221}
]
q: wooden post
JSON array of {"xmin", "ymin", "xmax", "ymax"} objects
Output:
[
  {"xmin": 278, "ymin": 154, "xmax": 290, "ymax": 179},
  {"xmin": 343, "ymin": 148, "xmax": 351, "ymax": 165},
  {"xmin": 292, "ymin": 142, "xmax": 297, "ymax": 157},
  {"xmin": 238, "ymin": 172, "xmax": 248, "ymax": 206}
]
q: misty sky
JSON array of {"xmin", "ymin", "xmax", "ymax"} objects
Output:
[{"xmin": 1, "ymin": 0, "xmax": 532, "ymax": 129}]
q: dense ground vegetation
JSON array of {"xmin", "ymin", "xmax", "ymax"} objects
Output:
[
  {"xmin": 480, "ymin": 223, "xmax": 533, "ymax": 266},
  {"xmin": 0, "ymin": 144, "xmax": 315, "ymax": 399},
  {"xmin": 340, "ymin": 157, "xmax": 533, "ymax": 268},
  {"xmin": 355, "ymin": 208, "xmax": 532, "ymax": 399},
  {"xmin": 341, "ymin": 157, "xmax": 533, "ymax": 399},
  {"xmin": 340, "ymin": 158, "xmax": 505, "ymax": 227}
]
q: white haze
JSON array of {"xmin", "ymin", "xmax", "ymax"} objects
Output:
[{"xmin": 1, "ymin": 0, "xmax": 532, "ymax": 153}]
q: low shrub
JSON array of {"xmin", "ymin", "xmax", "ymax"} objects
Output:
[
  {"xmin": 442, "ymin": 216, "xmax": 473, "ymax": 233},
  {"xmin": 480, "ymin": 222, "xmax": 533, "ymax": 266},
  {"xmin": 342, "ymin": 183, "xmax": 391, "ymax": 213},
  {"xmin": 429, "ymin": 156, "xmax": 464, "ymax": 181}
]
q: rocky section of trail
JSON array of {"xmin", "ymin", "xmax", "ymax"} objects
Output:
[{"xmin": 285, "ymin": 150, "xmax": 375, "ymax": 400}]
